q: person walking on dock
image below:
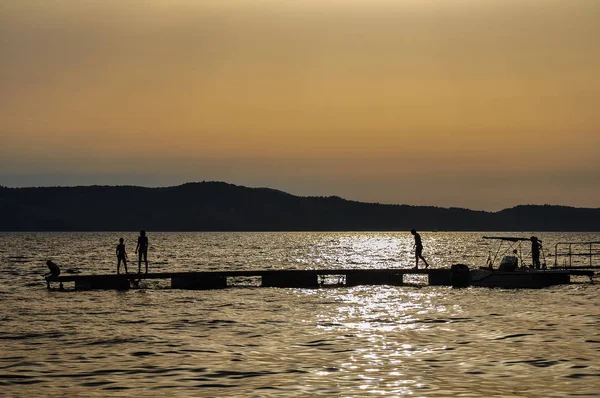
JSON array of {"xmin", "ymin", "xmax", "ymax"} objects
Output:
[
  {"xmin": 411, "ymin": 229, "xmax": 429, "ymax": 269},
  {"xmin": 135, "ymin": 230, "xmax": 149, "ymax": 274},
  {"xmin": 116, "ymin": 238, "xmax": 128, "ymax": 274}
]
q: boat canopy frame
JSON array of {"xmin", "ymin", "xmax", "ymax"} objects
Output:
[{"xmin": 482, "ymin": 236, "xmax": 541, "ymax": 269}]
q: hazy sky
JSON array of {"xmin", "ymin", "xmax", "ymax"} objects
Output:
[{"xmin": 1, "ymin": 0, "xmax": 599, "ymax": 210}]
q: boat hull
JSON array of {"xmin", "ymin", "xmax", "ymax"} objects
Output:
[{"xmin": 469, "ymin": 269, "xmax": 570, "ymax": 289}]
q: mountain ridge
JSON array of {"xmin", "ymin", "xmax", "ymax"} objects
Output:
[{"xmin": 1, "ymin": 182, "xmax": 598, "ymax": 231}]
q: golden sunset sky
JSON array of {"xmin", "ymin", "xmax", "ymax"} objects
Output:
[{"xmin": 1, "ymin": 0, "xmax": 599, "ymax": 210}]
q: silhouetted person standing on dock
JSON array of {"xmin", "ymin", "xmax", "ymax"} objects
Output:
[
  {"xmin": 135, "ymin": 230, "xmax": 149, "ymax": 274},
  {"xmin": 116, "ymin": 238, "xmax": 128, "ymax": 274},
  {"xmin": 44, "ymin": 260, "xmax": 61, "ymax": 289},
  {"xmin": 411, "ymin": 229, "xmax": 429, "ymax": 269},
  {"xmin": 531, "ymin": 236, "xmax": 542, "ymax": 269}
]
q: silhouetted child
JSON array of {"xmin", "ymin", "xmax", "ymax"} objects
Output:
[
  {"xmin": 44, "ymin": 260, "xmax": 61, "ymax": 289},
  {"xmin": 411, "ymin": 229, "xmax": 430, "ymax": 269},
  {"xmin": 116, "ymin": 238, "xmax": 128, "ymax": 274},
  {"xmin": 135, "ymin": 230, "xmax": 149, "ymax": 274}
]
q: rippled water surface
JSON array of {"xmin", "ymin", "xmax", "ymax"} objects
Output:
[{"xmin": 1, "ymin": 232, "xmax": 600, "ymax": 397}]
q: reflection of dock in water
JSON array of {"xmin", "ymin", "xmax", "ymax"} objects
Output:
[{"xmin": 45, "ymin": 267, "xmax": 595, "ymax": 291}]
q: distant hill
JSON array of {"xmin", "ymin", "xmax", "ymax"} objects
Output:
[{"xmin": 0, "ymin": 182, "xmax": 599, "ymax": 231}]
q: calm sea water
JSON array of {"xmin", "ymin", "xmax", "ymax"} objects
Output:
[{"xmin": 1, "ymin": 232, "xmax": 599, "ymax": 397}]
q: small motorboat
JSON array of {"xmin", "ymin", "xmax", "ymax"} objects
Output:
[{"xmin": 453, "ymin": 236, "xmax": 571, "ymax": 288}]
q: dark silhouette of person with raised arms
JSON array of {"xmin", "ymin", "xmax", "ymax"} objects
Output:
[
  {"xmin": 44, "ymin": 260, "xmax": 61, "ymax": 289},
  {"xmin": 135, "ymin": 230, "xmax": 149, "ymax": 274},
  {"xmin": 116, "ymin": 237, "xmax": 128, "ymax": 274},
  {"xmin": 530, "ymin": 236, "xmax": 542, "ymax": 269},
  {"xmin": 411, "ymin": 229, "xmax": 429, "ymax": 269}
]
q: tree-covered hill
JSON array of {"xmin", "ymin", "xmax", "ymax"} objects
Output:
[{"xmin": 0, "ymin": 182, "xmax": 598, "ymax": 231}]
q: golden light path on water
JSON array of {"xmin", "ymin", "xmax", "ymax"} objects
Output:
[
  {"xmin": 0, "ymin": 232, "xmax": 599, "ymax": 396},
  {"xmin": 314, "ymin": 288, "xmax": 454, "ymax": 394}
]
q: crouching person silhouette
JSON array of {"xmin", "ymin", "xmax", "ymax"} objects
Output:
[{"xmin": 44, "ymin": 260, "xmax": 61, "ymax": 289}]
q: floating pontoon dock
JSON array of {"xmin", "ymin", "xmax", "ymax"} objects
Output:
[
  {"xmin": 47, "ymin": 267, "xmax": 595, "ymax": 290},
  {"xmin": 52, "ymin": 268, "xmax": 454, "ymax": 290}
]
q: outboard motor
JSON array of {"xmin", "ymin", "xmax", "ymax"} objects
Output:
[{"xmin": 451, "ymin": 264, "xmax": 470, "ymax": 288}]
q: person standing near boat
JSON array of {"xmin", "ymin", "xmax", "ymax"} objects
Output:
[
  {"xmin": 135, "ymin": 230, "xmax": 149, "ymax": 274},
  {"xmin": 116, "ymin": 237, "xmax": 128, "ymax": 274},
  {"xmin": 411, "ymin": 229, "xmax": 429, "ymax": 269},
  {"xmin": 531, "ymin": 236, "xmax": 542, "ymax": 269}
]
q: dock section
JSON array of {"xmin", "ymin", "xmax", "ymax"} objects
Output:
[
  {"xmin": 50, "ymin": 268, "xmax": 453, "ymax": 290},
  {"xmin": 47, "ymin": 267, "xmax": 595, "ymax": 291}
]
